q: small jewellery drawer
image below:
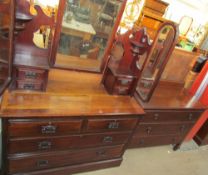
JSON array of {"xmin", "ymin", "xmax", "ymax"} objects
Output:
[
  {"xmin": 141, "ymin": 111, "xmax": 202, "ymax": 123},
  {"xmin": 8, "ymin": 132, "xmax": 130, "ymax": 154},
  {"xmin": 86, "ymin": 118, "xmax": 138, "ymax": 132},
  {"xmin": 16, "ymin": 67, "xmax": 47, "ymax": 81},
  {"xmin": 8, "ymin": 119, "xmax": 83, "ymax": 138},
  {"xmin": 129, "ymin": 135, "xmax": 182, "ymax": 148},
  {"xmin": 16, "ymin": 80, "xmax": 44, "ymax": 91},
  {"xmin": 135, "ymin": 123, "xmax": 194, "ymax": 137},
  {"xmin": 8, "ymin": 145, "xmax": 124, "ymax": 174}
]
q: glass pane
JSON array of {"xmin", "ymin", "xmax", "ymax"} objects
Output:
[{"xmin": 55, "ymin": 0, "xmax": 122, "ymax": 72}]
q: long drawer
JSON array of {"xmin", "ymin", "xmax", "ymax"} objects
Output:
[
  {"xmin": 8, "ymin": 132, "xmax": 130, "ymax": 154},
  {"xmin": 141, "ymin": 110, "xmax": 203, "ymax": 123},
  {"xmin": 86, "ymin": 118, "xmax": 138, "ymax": 133},
  {"xmin": 7, "ymin": 145, "xmax": 124, "ymax": 174},
  {"xmin": 129, "ymin": 135, "xmax": 182, "ymax": 148},
  {"xmin": 8, "ymin": 119, "xmax": 83, "ymax": 138},
  {"xmin": 134, "ymin": 122, "xmax": 194, "ymax": 137}
]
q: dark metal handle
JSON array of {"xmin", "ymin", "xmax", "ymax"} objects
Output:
[
  {"xmin": 23, "ymin": 84, "xmax": 35, "ymax": 90},
  {"xmin": 146, "ymin": 127, "xmax": 152, "ymax": 134},
  {"xmin": 180, "ymin": 125, "xmax": 186, "ymax": 132},
  {"xmin": 38, "ymin": 141, "xmax": 52, "ymax": 150},
  {"xmin": 25, "ymin": 72, "xmax": 37, "ymax": 79},
  {"xmin": 96, "ymin": 150, "xmax": 106, "ymax": 157},
  {"xmin": 188, "ymin": 113, "xmax": 193, "ymax": 120},
  {"xmin": 103, "ymin": 136, "xmax": 113, "ymax": 143},
  {"xmin": 154, "ymin": 113, "xmax": 159, "ymax": 120},
  {"xmin": 37, "ymin": 160, "xmax": 49, "ymax": 167},
  {"xmin": 108, "ymin": 122, "xmax": 119, "ymax": 129},
  {"xmin": 41, "ymin": 125, "xmax": 57, "ymax": 134},
  {"xmin": 139, "ymin": 139, "xmax": 144, "ymax": 145}
]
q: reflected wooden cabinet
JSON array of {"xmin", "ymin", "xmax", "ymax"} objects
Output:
[{"xmin": 0, "ymin": 0, "xmax": 15, "ymax": 95}]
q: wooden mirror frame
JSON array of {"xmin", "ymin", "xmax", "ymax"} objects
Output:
[
  {"xmin": 135, "ymin": 21, "xmax": 179, "ymax": 102},
  {"xmin": 49, "ymin": 0, "xmax": 127, "ymax": 73},
  {"xmin": 0, "ymin": 0, "xmax": 15, "ymax": 96}
]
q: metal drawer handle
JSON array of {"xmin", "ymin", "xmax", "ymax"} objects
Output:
[
  {"xmin": 23, "ymin": 84, "xmax": 35, "ymax": 90},
  {"xmin": 37, "ymin": 160, "xmax": 49, "ymax": 167},
  {"xmin": 154, "ymin": 113, "xmax": 159, "ymax": 120},
  {"xmin": 188, "ymin": 113, "xmax": 193, "ymax": 120},
  {"xmin": 25, "ymin": 72, "xmax": 37, "ymax": 79},
  {"xmin": 180, "ymin": 125, "xmax": 186, "ymax": 132},
  {"xmin": 41, "ymin": 125, "xmax": 57, "ymax": 134},
  {"xmin": 38, "ymin": 141, "xmax": 52, "ymax": 150},
  {"xmin": 103, "ymin": 136, "xmax": 113, "ymax": 143},
  {"xmin": 108, "ymin": 122, "xmax": 119, "ymax": 129},
  {"xmin": 139, "ymin": 139, "xmax": 144, "ymax": 145},
  {"xmin": 96, "ymin": 150, "xmax": 106, "ymax": 157},
  {"xmin": 146, "ymin": 127, "xmax": 152, "ymax": 134}
]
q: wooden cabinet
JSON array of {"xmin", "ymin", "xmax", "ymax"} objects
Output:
[
  {"xmin": 3, "ymin": 116, "xmax": 140, "ymax": 175},
  {"xmin": 194, "ymin": 119, "xmax": 208, "ymax": 146}
]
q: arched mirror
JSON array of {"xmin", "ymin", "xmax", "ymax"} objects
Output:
[{"xmin": 136, "ymin": 22, "xmax": 179, "ymax": 102}]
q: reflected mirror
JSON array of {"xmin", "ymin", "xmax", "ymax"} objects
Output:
[
  {"xmin": 55, "ymin": 0, "xmax": 122, "ymax": 72},
  {"xmin": 136, "ymin": 22, "xmax": 178, "ymax": 102}
]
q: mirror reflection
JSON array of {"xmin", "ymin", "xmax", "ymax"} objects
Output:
[
  {"xmin": 137, "ymin": 25, "xmax": 175, "ymax": 101},
  {"xmin": 55, "ymin": 0, "xmax": 122, "ymax": 71}
]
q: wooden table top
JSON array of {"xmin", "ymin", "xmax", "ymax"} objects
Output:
[{"xmin": 0, "ymin": 69, "xmax": 144, "ymax": 117}]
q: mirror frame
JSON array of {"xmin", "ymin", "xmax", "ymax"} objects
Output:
[
  {"xmin": 135, "ymin": 21, "xmax": 179, "ymax": 102},
  {"xmin": 49, "ymin": 0, "xmax": 127, "ymax": 73},
  {"xmin": 0, "ymin": 0, "xmax": 15, "ymax": 96}
]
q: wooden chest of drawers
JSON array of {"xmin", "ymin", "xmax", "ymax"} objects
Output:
[
  {"xmin": 2, "ymin": 116, "xmax": 139, "ymax": 175},
  {"xmin": 129, "ymin": 110, "xmax": 203, "ymax": 148}
]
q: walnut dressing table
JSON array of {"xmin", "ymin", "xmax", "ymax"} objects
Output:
[{"xmin": 0, "ymin": 69, "xmax": 145, "ymax": 175}]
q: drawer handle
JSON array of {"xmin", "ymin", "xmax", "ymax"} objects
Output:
[
  {"xmin": 41, "ymin": 125, "xmax": 57, "ymax": 134},
  {"xmin": 37, "ymin": 160, "xmax": 49, "ymax": 167},
  {"xmin": 139, "ymin": 139, "xmax": 144, "ymax": 145},
  {"xmin": 23, "ymin": 84, "xmax": 35, "ymax": 90},
  {"xmin": 154, "ymin": 113, "xmax": 159, "ymax": 120},
  {"xmin": 103, "ymin": 136, "xmax": 113, "ymax": 143},
  {"xmin": 146, "ymin": 127, "xmax": 152, "ymax": 134},
  {"xmin": 188, "ymin": 113, "xmax": 193, "ymax": 120},
  {"xmin": 25, "ymin": 72, "xmax": 37, "ymax": 79},
  {"xmin": 38, "ymin": 141, "xmax": 52, "ymax": 150},
  {"xmin": 108, "ymin": 122, "xmax": 119, "ymax": 129},
  {"xmin": 96, "ymin": 150, "xmax": 106, "ymax": 157},
  {"xmin": 180, "ymin": 125, "xmax": 186, "ymax": 133}
]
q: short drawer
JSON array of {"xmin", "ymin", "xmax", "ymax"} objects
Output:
[
  {"xmin": 141, "ymin": 111, "xmax": 202, "ymax": 123},
  {"xmin": 129, "ymin": 135, "xmax": 182, "ymax": 148},
  {"xmin": 8, "ymin": 145, "xmax": 124, "ymax": 174},
  {"xmin": 17, "ymin": 67, "xmax": 47, "ymax": 81},
  {"xmin": 135, "ymin": 123, "xmax": 194, "ymax": 137},
  {"xmin": 8, "ymin": 119, "xmax": 83, "ymax": 138},
  {"xmin": 8, "ymin": 132, "xmax": 130, "ymax": 154},
  {"xmin": 86, "ymin": 118, "xmax": 138, "ymax": 132},
  {"xmin": 16, "ymin": 80, "xmax": 44, "ymax": 91}
]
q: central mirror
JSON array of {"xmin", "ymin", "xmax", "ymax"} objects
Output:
[{"xmin": 54, "ymin": 0, "xmax": 123, "ymax": 72}]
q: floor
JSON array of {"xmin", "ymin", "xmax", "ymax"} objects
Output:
[{"xmin": 75, "ymin": 144, "xmax": 208, "ymax": 175}]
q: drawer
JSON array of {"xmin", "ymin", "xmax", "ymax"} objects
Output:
[
  {"xmin": 117, "ymin": 78, "xmax": 133, "ymax": 86},
  {"xmin": 16, "ymin": 80, "xmax": 44, "ymax": 91},
  {"xmin": 141, "ymin": 111, "xmax": 202, "ymax": 123},
  {"xmin": 8, "ymin": 132, "xmax": 130, "ymax": 154},
  {"xmin": 114, "ymin": 86, "xmax": 130, "ymax": 95},
  {"xmin": 135, "ymin": 123, "xmax": 194, "ymax": 137},
  {"xmin": 8, "ymin": 145, "xmax": 124, "ymax": 174},
  {"xmin": 86, "ymin": 118, "xmax": 138, "ymax": 132},
  {"xmin": 129, "ymin": 135, "xmax": 182, "ymax": 148},
  {"xmin": 8, "ymin": 119, "xmax": 83, "ymax": 138},
  {"xmin": 17, "ymin": 67, "xmax": 47, "ymax": 81}
]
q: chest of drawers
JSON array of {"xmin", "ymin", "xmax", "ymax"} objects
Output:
[{"xmin": 2, "ymin": 116, "xmax": 140, "ymax": 175}]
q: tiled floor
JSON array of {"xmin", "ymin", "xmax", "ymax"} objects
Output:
[{"xmin": 75, "ymin": 144, "xmax": 208, "ymax": 175}]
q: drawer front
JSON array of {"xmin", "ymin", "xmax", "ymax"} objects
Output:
[
  {"xmin": 86, "ymin": 118, "xmax": 138, "ymax": 132},
  {"xmin": 8, "ymin": 145, "xmax": 124, "ymax": 174},
  {"xmin": 8, "ymin": 132, "xmax": 130, "ymax": 154},
  {"xmin": 129, "ymin": 135, "xmax": 182, "ymax": 148},
  {"xmin": 17, "ymin": 68, "xmax": 47, "ymax": 81},
  {"xmin": 8, "ymin": 119, "xmax": 83, "ymax": 138},
  {"xmin": 16, "ymin": 80, "xmax": 44, "ymax": 91},
  {"xmin": 141, "ymin": 111, "xmax": 202, "ymax": 123},
  {"xmin": 135, "ymin": 123, "xmax": 194, "ymax": 137},
  {"xmin": 117, "ymin": 78, "xmax": 133, "ymax": 86}
]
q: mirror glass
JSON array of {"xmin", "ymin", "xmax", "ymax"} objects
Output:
[
  {"xmin": 136, "ymin": 25, "xmax": 175, "ymax": 101},
  {"xmin": 55, "ymin": 0, "xmax": 122, "ymax": 72}
]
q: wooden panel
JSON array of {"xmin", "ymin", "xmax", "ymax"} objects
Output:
[
  {"xmin": 129, "ymin": 135, "xmax": 181, "ymax": 148},
  {"xmin": 16, "ymin": 80, "xmax": 44, "ymax": 91},
  {"xmin": 134, "ymin": 123, "xmax": 194, "ymax": 137},
  {"xmin": 8, "ymin": 119, "xmax": 83, "ymax": 137},
  {"xmin": 8, "ymin": 145, "xmax": 124, "ymax": 174},
  {"xmin": 145, "ymin": 0, "xmax": 169, "ymax": 14},
  {"xmin": 141, "ymin": 110, "xmax": 202, "ymax": 123},
  {"xmin": 8, "ymin": 132, "xmax": 130, "ymax": 154},
  {"xmin": 86, "ymin": 118, "xmax": 138, "ymax": 132}
]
